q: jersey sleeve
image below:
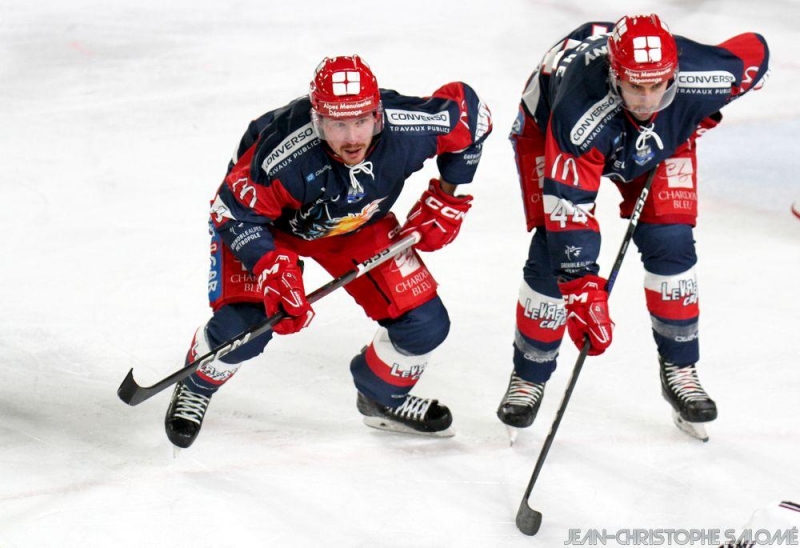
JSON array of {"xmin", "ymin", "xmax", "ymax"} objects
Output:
[
  {"xmin": 210, "ymin": 138, "xmax": 303, "ymax": 272},
  {"xmin": 430, "ymin": 82, "xmax": 493, "ymax": 185},
  {"xmin": 510, "ymin": 103, "xmax": 544, "ymax": 181},
  {"xmin": 716, "ymin": 33, "xmax": 770, "ymax": 99},
  {"xmin": 541, "ymin": 116, "xmax": 606, "ymax": 281},
  {"xmin": 510, "ymin": 22, "xmax": 616, "ymax": 233}
]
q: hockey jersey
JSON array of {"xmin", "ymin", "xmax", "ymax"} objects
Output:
[
  {"xmin": 209, "ymin": 83, "xmax": 492, "ymax": 272},
  {"xmin": 511, "ymin": 22, "xmax": 769, "ymax": 280}
]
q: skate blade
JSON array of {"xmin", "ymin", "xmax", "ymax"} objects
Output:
[
  {"xmin": 172, "ymin": 445, "xmax": 182, "ymax": 458},
  {"xmin": 505, "ymin": 425, "xmax": 519, "ymax": 447},
  {"xmin": 362, "ymin": 416, "xmax": 454, "ymax": 438},
  {"xmin": 671, "ymin": 411, "xmax": 709, "ymax": 442}
]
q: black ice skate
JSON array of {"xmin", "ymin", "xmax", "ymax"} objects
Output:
[
  {"xmin": 165, "ymin": 381, "xmax": 212, "ymax": 450},
  {"xmin": 496, "ymin": 373, "xmax": 546, "ymax": 445},
  {"xmin": 356, "ymin": 392, "xmax": 454, "ymax": 438},
  {"xmin": 659, "ymin": 358, "xmax": 717, "ymax": 442}
]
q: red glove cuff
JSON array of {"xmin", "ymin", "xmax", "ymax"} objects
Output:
[
  {"xmin": 427, "ymin": 178, "xmax": 473, "ymax": 207},
  {"xmin": 558, "ymin": 274, "xmax": 607, "ymax": 298}
]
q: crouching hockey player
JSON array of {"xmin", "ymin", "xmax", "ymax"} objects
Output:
[
  {"xmin": 498, "ymin": 14, "xmax": 769, "ymax": 440},
  {"xmin": 164, "ymin": 55, "xmax": 492, "ymax": 449}
]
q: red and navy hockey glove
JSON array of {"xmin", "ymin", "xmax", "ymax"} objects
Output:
[
  {"xmin": 559, "ymin": 274, "xmax": 614, "ymax": 356},
  {"xmin": 400, "ymin": 178, "xmax": 473, "ymax": 252},
  {"xmin": 255, "ymin": 250, "xmax": 315, "ymax": 335}
]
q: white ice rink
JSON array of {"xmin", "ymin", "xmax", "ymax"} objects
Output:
[{"xmin": 2, "ymin": 1, "xmax": 799, "ymax": 546}]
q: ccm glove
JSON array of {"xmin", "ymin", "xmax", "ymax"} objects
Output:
[
  {"xmin": 400, "ymin": 178, "xmax": 473, "ymax": 252},
  {"xmin": 559, "ymin": 274, "xmax": 614, "ymax": 356},
  {"xmin": 255, "ymin": 250, "xmax": 315, "ymax": 335}
]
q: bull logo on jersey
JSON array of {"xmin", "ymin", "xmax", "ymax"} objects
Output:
[{"xmin": 288, "ymin": 197, "xmax": 386, "ymax": 240}]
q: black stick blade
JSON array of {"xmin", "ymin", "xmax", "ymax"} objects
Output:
[
  {"xmin": 117, "ymin": 369, "xmax": 145, "ymax": 406},
  {"xmin": 516, "ymin": 499, "xmax": 542, "ymax": 536}
]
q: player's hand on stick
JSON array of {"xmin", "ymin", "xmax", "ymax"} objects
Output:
[
  {"xmin": 559, "ymin": 274, "xmax": 614, "ymax": 355},
  {"xmin": 256, "ymin": 250, "xmax": 315, "ymax": 335}
]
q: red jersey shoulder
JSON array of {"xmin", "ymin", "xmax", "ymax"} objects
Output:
[{"xmin": 715, "ymin": 33, "xmax": 770, "ymax": 96}]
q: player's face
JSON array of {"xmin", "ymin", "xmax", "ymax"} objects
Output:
[
  {"xmin": 321, "ymin": 115, "xmax": 376, "ymax": 165},
  {"xmin": 618, "ymin": 80, "xmax": 669, "ymax": 121}
]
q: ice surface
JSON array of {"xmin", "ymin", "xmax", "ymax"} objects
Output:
[{"xmin": 2, "ymin": 1, "xmax": 799, "ymax": 546}]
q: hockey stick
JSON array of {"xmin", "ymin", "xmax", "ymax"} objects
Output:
[
  {"xmin": 516, "ymin": 167, "xmax": 659, "ymax": 536},
  {"xmin": 117, "ymin": 231, "xmax": 421, "ymax": 406}
]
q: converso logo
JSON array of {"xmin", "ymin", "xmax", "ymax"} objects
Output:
[{"xmin": 385, "ymin": 109, "xmax": 451, "ymax": 127}]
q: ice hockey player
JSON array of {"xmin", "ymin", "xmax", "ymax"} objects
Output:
[
  {"xmin": 164, "ymin": 55, "xmax": 492, "ymax": 449},
  {"xmin": 498, "ymin": 15, "xmax": 769, "ymax": 440}
]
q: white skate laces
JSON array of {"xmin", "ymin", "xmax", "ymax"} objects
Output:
[
  {"xmin": 503, "ymin": 373, "xmax": 545, "ymax": 407},
  {"xmin": 172, "ymin": 384, "xmax": 211, "ymax": 425},
  {"xmin": 662, "ymin": 364, "xmax": 710, "ymax": 403},
  {"xmin": 390, "ymin": 394, "xmax": 433, "ymax": 422}
]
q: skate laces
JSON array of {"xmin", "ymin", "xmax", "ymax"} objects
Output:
[
  {"xmin": 663, "ymin": 364, "xmax": 709, "ymax": 402},
  {"xmin": 390, "ymin": 395, "xmax": 433, "ymax": 422},
  {"xmin": 503, "ymin": 374, "xmax": 545, "ymax": 407},
  {"xmin": 173, "ymin": 384, "xmax": 211, "ymax": 425}
]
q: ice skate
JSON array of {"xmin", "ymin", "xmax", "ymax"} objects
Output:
[
  {"xmin": 496, "ymin": 373, "xmax": 545, "ymax": 445},
  {"xmin": 659, "ymin": 358, "xmax": 717, "ymax": 442},
  {"xmin": 165, "ymin": 381, "xmax": 212, "ymax": 450},
  {"xmin": 356, "ymin": 392, "xmax": 454, "ymax": 438}
]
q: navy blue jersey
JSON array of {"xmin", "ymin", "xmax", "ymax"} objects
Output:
[
  {"xmin": 511, "ymin": 22, "xmax": 769, "ymax": 278},
  {"xmin": 210, "ymin": 83, "xmax": 491, "ymax": 272}
]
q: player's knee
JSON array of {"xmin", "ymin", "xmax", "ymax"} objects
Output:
[
  {"xmin": 634, "ymin": 223, "xmax": 697, "ymax": 274},
  {"xmin": 382, "ymin": 296, "xmax": 450, "ymax": 355},
  {"xmin": 206, "ymin": 302, "xmax": 273, "ymax": 363}
]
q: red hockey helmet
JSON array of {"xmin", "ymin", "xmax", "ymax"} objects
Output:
[
  {"xmin": 309, "ymin": 54, "xmax": 383, "ymax": 125},
  {"xmin": 309, "ymin": 55, "xmax": 383, "ymax": 140},
  {"xmin": 608, "ymin": 14, "xmax": 678, "ymax": 85}
]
